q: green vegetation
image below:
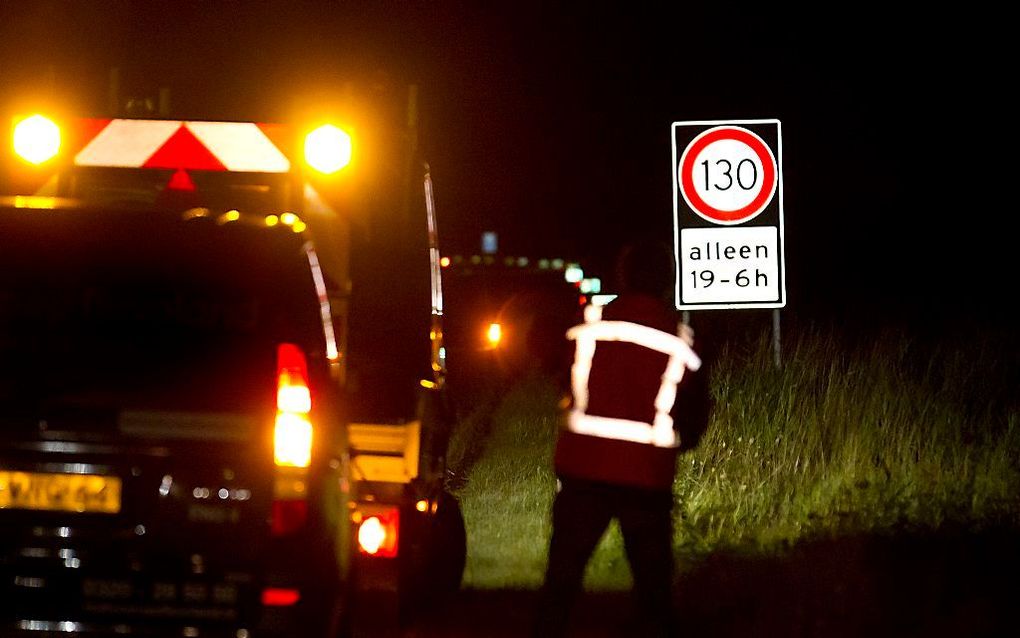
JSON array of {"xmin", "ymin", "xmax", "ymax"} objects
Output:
[{"xmin": 446, "ymin": 321, "xmax": 1019, "ymax": 591}]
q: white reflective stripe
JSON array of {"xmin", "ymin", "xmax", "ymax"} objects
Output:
[
  {"xmin": 425, "ymin": 171, "xmax": 444, "ymax": 315},
  {"xmin": 75, "ymin": 119, "xmax": 180, "ymax": 167},
  {"xmin": 303, "ymin": 241, "xmax": 339, "ymax": 362},
  {"xmin": 570, "ymin": 332, "xmax": 597, "ymax": 413},
  {"xmin": 567, "ymin": 321, "xmax": 701, "ymax": 370},
  {"xmin": 185, "ymin": 122, "xmax": 290, "ymax": 173},
  {"xmin": 654, "ymin": 353, "xmax": 688, "ymax": 414},
  {"xmin": 566, "ymin": 314, "xmax": 701, "ymax": 449},
  {"xmin": 651, "ymin": 411, "xmax": 677, "ymax": 447},
  {"xmin": 568, "ymin": 410, "xmax": 678, "ymax": 447}
]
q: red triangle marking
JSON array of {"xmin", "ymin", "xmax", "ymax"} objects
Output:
[
  {"xmin": 144, "ymin": 125, "xmax": 227, "ymax": 171},
  {"xmin": 166, "ymin": 168, "xmax": 196, "ymax": 191}
]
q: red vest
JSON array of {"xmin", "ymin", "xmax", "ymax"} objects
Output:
[{"xmin": 554, "ymin": 294, "xmax": 701, "ymax": 491}]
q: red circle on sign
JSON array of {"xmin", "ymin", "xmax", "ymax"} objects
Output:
[{"xmin": 679, "ymin": 126, "xmax": 777, "ymax": 224}]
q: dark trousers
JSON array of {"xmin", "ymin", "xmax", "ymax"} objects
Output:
[{"xmin": 533, "ymin": 477, "xmax": 677, "ymax": 638}]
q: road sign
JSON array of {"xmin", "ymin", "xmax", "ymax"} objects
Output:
[{"xmin": 672, "ymin": 119, "xmax": 785, "ymax": 310}]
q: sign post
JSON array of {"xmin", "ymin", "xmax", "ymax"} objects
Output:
[{"xmin": 671, "ymin": 119, "xmax": 785, "ymax": 363}]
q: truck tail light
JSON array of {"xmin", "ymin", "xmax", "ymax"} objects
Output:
[
  {"xmin": 272, "ymin": 343, "xmax": 311, "ymax": 537},
  {"xmin": 262, "ymin": 587, "xmax": 301, "ymax": 607},
  {"xmin": 356, "ymin": 506, "xmax": 399, "ymax": 558},
  {"xmin": 274, "ymin": 343, "xmax": 312, "ymax": 468}
]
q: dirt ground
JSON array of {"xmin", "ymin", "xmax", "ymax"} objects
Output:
[{"xmin": 395, "ymin": 526, "xmax": 1020, "ymax": 638}]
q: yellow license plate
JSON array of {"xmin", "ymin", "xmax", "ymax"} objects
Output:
[{"xmin": 0, "ymin": 471, "xmax": 121, "ymax": 514}]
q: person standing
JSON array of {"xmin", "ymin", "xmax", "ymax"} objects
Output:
[{"xmin": 533, "ymin": 238, "xmax": 711, "ymax": 638}]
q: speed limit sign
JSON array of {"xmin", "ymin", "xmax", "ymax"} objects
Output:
[
  {"xmin": 672, "ymin": 119, "xmax": 785, "ymax": 310},
  {"xmin": 679, "ymin": 126, "xmax": 777, "ymax": 225}
]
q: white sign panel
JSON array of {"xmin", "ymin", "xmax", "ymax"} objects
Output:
[
  {"xmin": 680, "ymin": 226, "xmax": 780, "ymax": 303},
  {"xmin": 672, "ymin": 119, "xmax": 785, "ymax": 310}
]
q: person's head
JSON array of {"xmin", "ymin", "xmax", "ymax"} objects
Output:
[{"xmin": 613, "ymin": 237, "xmax": 675, "ymax": 300}]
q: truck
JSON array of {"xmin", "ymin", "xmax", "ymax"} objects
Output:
[{"xmin": 0, "ymin": 87, "xmax": 466, "ymax": 636}]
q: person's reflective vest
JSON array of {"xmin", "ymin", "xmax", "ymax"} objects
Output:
[{"xmin": 554, "ymin": 299, "xmax": 702, "ymax": 490}]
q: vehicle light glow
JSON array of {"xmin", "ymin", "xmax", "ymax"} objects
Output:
[
  {"xmin": 276, "ymin": 343, "xmax": 311, "ymax": 411},
  {"xmin": 486, "ymin": 322, "xmax": 502, "ymax": 347},
  {"xmin": 357, "ymin": 507, "xmax": 399, "ymax": 557},
  {"xmin": 12, "ymin": 196, "xmax": 60, "ymax": 209},
  {"xmin": 564, "ymin": 263, "xmax": 584, "ymax": 283},
  {"xmin": 217, "ymin": 209, "xmax": 241, "ymax": 224},
  {"xmin": 358, "ymin": 517, "xmax": 386, "ymax": 555},
  {"xmin": 13, "ymin": 115, "xmax": 61, "ymax": 164},
  {"xmin": 304, "ymin": 124, "xmax": 352, "ymax": 174},
  {"xmin": 182, "ymin": 207, "xmax": 210, "ymax": 220},
  {"xmin": 274, "ymin": 413, "xmax": 312, "ymax": 468},
  {"xmin": 277, "ymin": 371, "xmax": 311, "ymax": 413},
  {"xmin": 580, "ymin": 277, "xmax": 602, "ymax": 294},
  {"xmin": 275, "ymin": 343, "xmax": 312, "ymax": 468},
  {"xmin": 261, "ymin": 587, "xmax": 301, "ymax": 606}
]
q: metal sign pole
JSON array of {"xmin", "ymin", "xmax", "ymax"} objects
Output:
[{"xmin": 772, "ymin": 308, "xmax": 781, "ymax": 368}]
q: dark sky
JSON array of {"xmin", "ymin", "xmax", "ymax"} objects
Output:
[{"xmin": 0, "ymin": 2, "xmax": 1012, "ymax": 326}]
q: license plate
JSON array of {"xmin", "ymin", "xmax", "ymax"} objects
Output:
[{"xmin": 0, "ymin": 471, "xmax": 121, "ymax": 513}]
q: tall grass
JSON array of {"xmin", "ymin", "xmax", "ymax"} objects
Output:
[
  {"xmin": 677, "ymin": 321, "xmax": 1019, "ymax": 556},
  {"xmin": 447, "ymin": 321, "xmax": 1019, "ymax": 590},
  {"xmin": 447, "ymin": 371, "xmax": 562, "ymax": 589}
]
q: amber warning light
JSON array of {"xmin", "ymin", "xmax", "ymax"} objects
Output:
[
  {"xmin": 304, "ymin": 124, "xmax": 352, "ymax": 174},
  {"xmin": 12, "ymin": 115, "xmax": 61, "ymax": 165}
]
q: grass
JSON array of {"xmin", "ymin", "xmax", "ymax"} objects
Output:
[
  {"xmin": 445, "ymin": 319, "xmax": 1019, "ymax": 591},
  {"xmin": 446, "ymin": 370, "xmax": 562, "ymax": 589}
]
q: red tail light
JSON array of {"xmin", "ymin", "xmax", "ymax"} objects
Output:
[
  {"xmin": 357, "ymin": 506, "xmax": 399, "ymax": 558},
  {"xmin": 262, "ymin": 587, "xmax": 301, "ymax": 607},
  {"xmin": 274, "ymin": 343, "xmax": 312, "ymax": 468},
  {"xmin": 272, "ymin": 343, "xmax": 312, "ymax": 537}
]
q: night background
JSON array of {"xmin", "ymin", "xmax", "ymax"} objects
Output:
[
  {"xmin": 1, "ymin": 2, "xmax": 1012, "ymax": 330},
  {"xmin": 0, "ymin": 4, "xmax": 1018, "ymax": 636}
]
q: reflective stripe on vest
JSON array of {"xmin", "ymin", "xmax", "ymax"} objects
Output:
[{"xmin": 566, "ymin": 305, "xmax": 701, "ymax": 448}]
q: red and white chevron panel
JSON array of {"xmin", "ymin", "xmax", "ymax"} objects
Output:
[{"xmin": 74, "ymin": 119, "xmax": 291, "ymax": 173}]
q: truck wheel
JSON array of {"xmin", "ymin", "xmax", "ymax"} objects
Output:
[
  {"xmin": 430, "ymin": 490, "xmax": 467, "ymax": 594},
  {"xmin": 398, "ymin": 490, "xmax": 466, "ymax": 625}
]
